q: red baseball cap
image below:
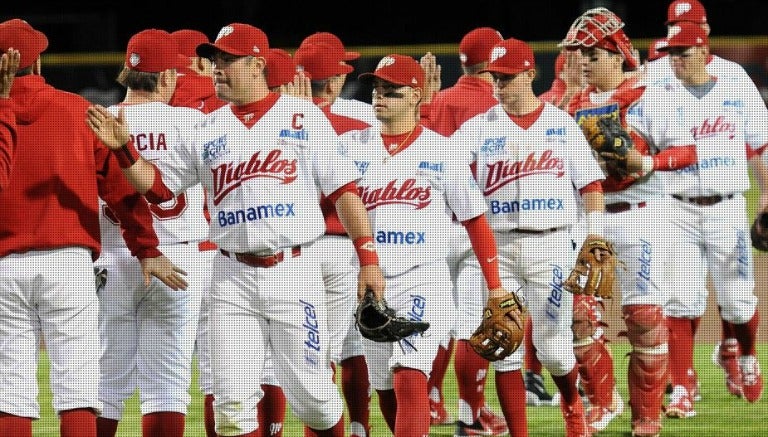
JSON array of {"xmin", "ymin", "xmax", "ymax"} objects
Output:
[
  {"xmin": 295, "ymin": 43, "xmax": 354, "ymax": 81},
  {"xmin": 266, "ymin": 48, "xmax": 297, "ymax": 89},
  {"xmin": 171, "ymin": 29, "xmax": 209, "ymax": 58},
  {"xmin": 125, "ymin": 29, "xmax": 188, "ymax": 73},
  {"xmin": 459, "ymin": 27, "xmax": 503, "ymax": 66},
  {"xmin": 666, "ymin": 0, "xmax": 707, "ymax": 25},
  {"xmin": 659, "ymin": 22, "xmax": 709, "ymax": 50},
  {"xmin": 479, "ymin": 38, "xmax": 536, "ymax": 75},
  {"xmin": 300, "ymin": 32, "xmax": 359, "ymax": 61},
  {"xmin": 0, "ymin": 19, "xmax": 48, "ymax": 69},
  {"xmin": 648, "ymin": 38, "xmax": 669, "ymax": 61},
  {"xmin": 358, "ymin": 54, "xmax": 424, "ymax": 88},
  {"xmin": 196, "ymin": 23, "xmax": 269, "ymax": 59}
]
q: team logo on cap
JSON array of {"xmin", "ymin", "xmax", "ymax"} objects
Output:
[
  {"xmin": 216, "ymin": 25, "xmax": 234, "ymax": 41},
  {"xmin": 668, "ymin": 25, "xmax": 682, "ymax": 38},
  {"xmin": 129, "ymin": 53, "xmax": 141, "ymax": 67},
  {"xmin": 674, "ymin": 2, "xmax": 692, "ymax": 17},
  {"xmin": 376, "ymin": 56, "xmax": 396, "ymax": 69},
  {"xmin": 490, "ymin": 46, "xmax": 507, "ymax": 63}
]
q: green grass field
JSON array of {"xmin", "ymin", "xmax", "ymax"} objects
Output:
[{"xmin": 32, "ymin": 343, "xmax": 767, "ymax": 436}]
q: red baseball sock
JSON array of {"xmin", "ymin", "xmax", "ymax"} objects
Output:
[
  {"xmin": 96, "ymin": 417, "xmax": 119, "ymax": 437},
  {"xmin": 0, "ymin": 412, "xmax": 32, "ymax": 437},
  {"xmin": 455, "ymin": 339, "xmax": 488, "ymax": 420},
  {"xmin": 734, "ymin": 310, "xmax": 760, "ymax": 356},
  {"xmin": 142, "ymin": 411, "xmax": 184, "ymax": 437},
  {"xmin": 495, "ymin": 370, "xmax": 528, "ymax": 437},
  {"xmin": 376, "ymin": 389, "xmax": 397, "ymax": 433},
  {"xmin": 552, "ymin": 367, "xmax": 580, "ymax": 407},
  {"xmin": 393, "ymin": 367, "xmax": 429, "ymax": 437},
  {"xmin": 260, "ymin": 384, "xmax": 286, "ymax": 437},
  {"xmin": 204, "ymin": 394, "xmax": 216, "ymax": 437},
  {"xmin": 61, "ymin": 408, "xmax": 97, "ymax": 437},
  {"xmin": 523, "ymin": 319, "xmax": 542, "ymax": 374},
  {"xmin": 341, "ymin": 355, "xmax": 371, "ymax": 434},
  {"xmin": 667, "ymin": 316, "xmax": 695, "ymax": 388},
  {"xmin": 428, "ymin": 338, "xmax": 454, "ymax": 403}
]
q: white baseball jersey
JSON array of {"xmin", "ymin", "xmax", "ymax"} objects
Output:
[
  {"xmin": 657, "ymin": 77, "xmax": 768, "ymax": 196},
  {"xmin": 331, "ymin": 96, "xmax": 378, "ymax": 126},
  {"xmin": 100, "ymin": 102, "xmax": 209, "ymax": 247},
  {"xmin": 453, "ymin": 103, "xmax": 604, "ymax": 231},
  {"xmin": 154, "ymin": 94, "xmax": 360, "ymax": 253},
  {"xmin": 339, "ymin": 126, "xmax": 488, "ymax": 277}
]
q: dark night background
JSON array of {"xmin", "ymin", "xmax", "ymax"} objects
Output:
[{"xmin": 3, "ymin": 0, "xmax": 768, "ymax": 102}]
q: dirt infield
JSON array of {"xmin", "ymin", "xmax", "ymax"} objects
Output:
[{"xmin": 599, "ymin": 253, "xmax": 768, "ymax": 343}]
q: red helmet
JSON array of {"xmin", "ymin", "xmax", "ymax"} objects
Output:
[{"xmin": 559, "ymin": 7, "xmax": 639, "ymax": 70}]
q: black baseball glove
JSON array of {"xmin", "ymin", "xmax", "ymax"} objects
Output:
[
  {"xmin": 580, "ymin": 115, "xmax": 634, "ymax": 177},
  {"xmin": 355, "ymin": 289, "xmax": 430, "ymax": 342},
  {"xmin": 751, "ymin": 210, "xmax": 768, "ymax": 251}
]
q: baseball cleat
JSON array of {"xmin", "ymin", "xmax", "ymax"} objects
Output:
[
  {"xmin": 524, "ymin": 370, "xmax": 558, "ymax": 406},
  {"xmin": 631, "ymin": 418, "xmax": 661, "ymax": 437},
  {"xmin": 430, "ymin": 399, "xmax": 454, "ymax": 426},
  {"xmin": 562, "ymin": 399, "xmax": 590, "ymax": 437},
  {"xmin": 454, "ymin": 406, "xmax": 509, "ymax": 436},
  {"xmin": 665, "ymin": 385, "xmax": 696, "ymax": 418},
  {"xmin": 740, "ymin": 355, "xmax": 764, "ymax": 403},
  {"xmin": 586, "ymin": 388, "xmax": 623, "ymax": 433},
  {"xmin": 714, "ymin": 338, "xmax": 743, "ymax": 397}
]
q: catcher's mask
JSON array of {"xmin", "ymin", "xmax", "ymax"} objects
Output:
[{"xmin": 559, "ymin": 7, "xmax": 639, "ymax": 71}]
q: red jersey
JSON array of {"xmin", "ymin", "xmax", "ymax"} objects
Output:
[
  {"xmin": 421, "ymin": 76, "xmax": 497, "ymax": 136},
  {"xmin": 317, "ymin": 97, "xmax": 370, "ymax": 236},
  {"xmin": 169, "ymin": 68, "xmax": 227, "ymax": 114},
  {"xmin": 0, "ymin": 98, "xmax": 15, "ymax": 191},
  {"xmin": 538, "ymin": 78, "xmax": 567, "ymax": 107},
  {"xmin": 0, "ymin": 75, "xmax": 161, "ymax": 260}
]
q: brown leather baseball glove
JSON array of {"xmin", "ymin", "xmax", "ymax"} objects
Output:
[
  {"xmin": 563, "ymin": 235, "xmax": 619, "ymax": 299},
  {"xmin": 579, "ymin": 115, "xmax": 634, "ymax": 177},
  {"xmin": 469, "ymin": 292, "xmax": 527, "ymax": 361}
]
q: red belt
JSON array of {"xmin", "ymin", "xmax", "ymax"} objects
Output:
[
  {"xmin": 605, "ymin": 201, "xmax": 647, "ymax": 214},
  {"xmin": 672, "ymin": 194, "xmax": 734, "ymax": 206},
  {"xmin": 179, "ymin": 240, "xmax": 218, "ymax": 251},
  {"xmin": 220, "ymin": 246, "xmax": 301, "ymax": 268}
]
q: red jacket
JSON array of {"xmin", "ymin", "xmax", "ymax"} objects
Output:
[
  {"xmin": 421, "ymin": 76, "xmax": 498, "ymax": 136},
  {"xmin": 169, "ymin": 68, "xmax": 227, "ymax": 114},
  {"xmin": 0, "ymin": 98, "xmax": 16, "ymax": 191},
  {"xmin": 0, "ymin": 75, "xmax": 161, "ymax": 260}
]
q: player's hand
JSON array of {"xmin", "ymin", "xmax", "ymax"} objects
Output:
[
  {"xmin": 86, "ymin": 105, "xmax": 131, "ymax": 150},
  {"xmin": 419, "ymin": 52, "xmax": 441, "ymax": 103},
  {"xmin": 625, "ymin": 148, "xmax": 643, "ymax": 173},
  {"xmin": 282, "ymin": 71, "xmax": 312, "ymax": 102},
  {"xmin": 140, "ymin": 255, "xmax": 189, "ymax": 290},
  {"xmin": 357, "ymin": 264, "xmax": 386, "ymax": 301},
  {"xmin": 0, "ymin": 48, "xmax": 20, "ymax": 99}
]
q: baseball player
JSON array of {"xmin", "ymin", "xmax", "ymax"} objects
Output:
[
  {"xmin": 294, "ymin": 40, "xmax": 373, "ymax": 437},
  {"xmin": 298, "ymin": 32, "xmax": 378, "ymax": 126},
  {"xmin": 86, "ymin": 22, "xmax": 386, "ymax": 437},
  {"xmin": 0, "ymin": 19, "xmax": 185, "ymax": 437},
  {"xmin": 340, "ymin": 53, "xmax": 510, "ymax": 437},
  {"xmin": 654, "ymin": 22, "xmax": 766, "ymax": 416},
  {"xmin": 0, "ymin": 48, "xmax": 19, "ymax": 192},
  {"xmin": 419, "ymin": 27, "xmax": 510, "ymax": 434},
  {"xmin": 94, "ymin": 29, "xmax": 215, "ymax": 437},
  {"xmin": 169, "ymin": 29, "xmax": 227, "ymax": 114},
  {"xmin": 559, "ymin": 7, "xmax": 700, "ymax": 436},
  {"xmin": 451, "ymin": 37, "xmax": 607, "ymax": 437}
]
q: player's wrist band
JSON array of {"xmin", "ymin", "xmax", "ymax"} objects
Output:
[
  {"xmin": 115, "ymin": 140, "xmax": 140, "ymax": 169},
  {"xmin": 587, "ymin": 211, "xmax": 605, "ymax": 235},
  {"xmin": 354, "ymin": 236, "xmax": 379, "ymax": 266}
]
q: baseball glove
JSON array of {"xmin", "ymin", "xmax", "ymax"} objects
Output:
[
  {"xmin": 355, "ymin": 289, "xmax": 430, "ymax": 342},
  {"xmin": 751, "ymin": 210, "xmax": 768, "ymax": 252},
  {"xmin": 469, "ymin": 292, "xmax": 527, "ymax": 362},
  {"xmin": 579, "ymin": 115, "xmax": 634, "ymax": 177},
  {"xmin": 563, "ymin": 235, "xmax": 619, "ymax": 299}
]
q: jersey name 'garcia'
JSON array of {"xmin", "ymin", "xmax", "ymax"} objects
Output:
[
  {"xmin": 341, "ymin": 126, "xmax": 487, "ymax": 277},
  {"xmin": 454, "ymin": 104, "xmax": 604, "ymax": 231},
  {"xmin": 154, "ymin": 94, "xmax": 359, "ymax": 254}
]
